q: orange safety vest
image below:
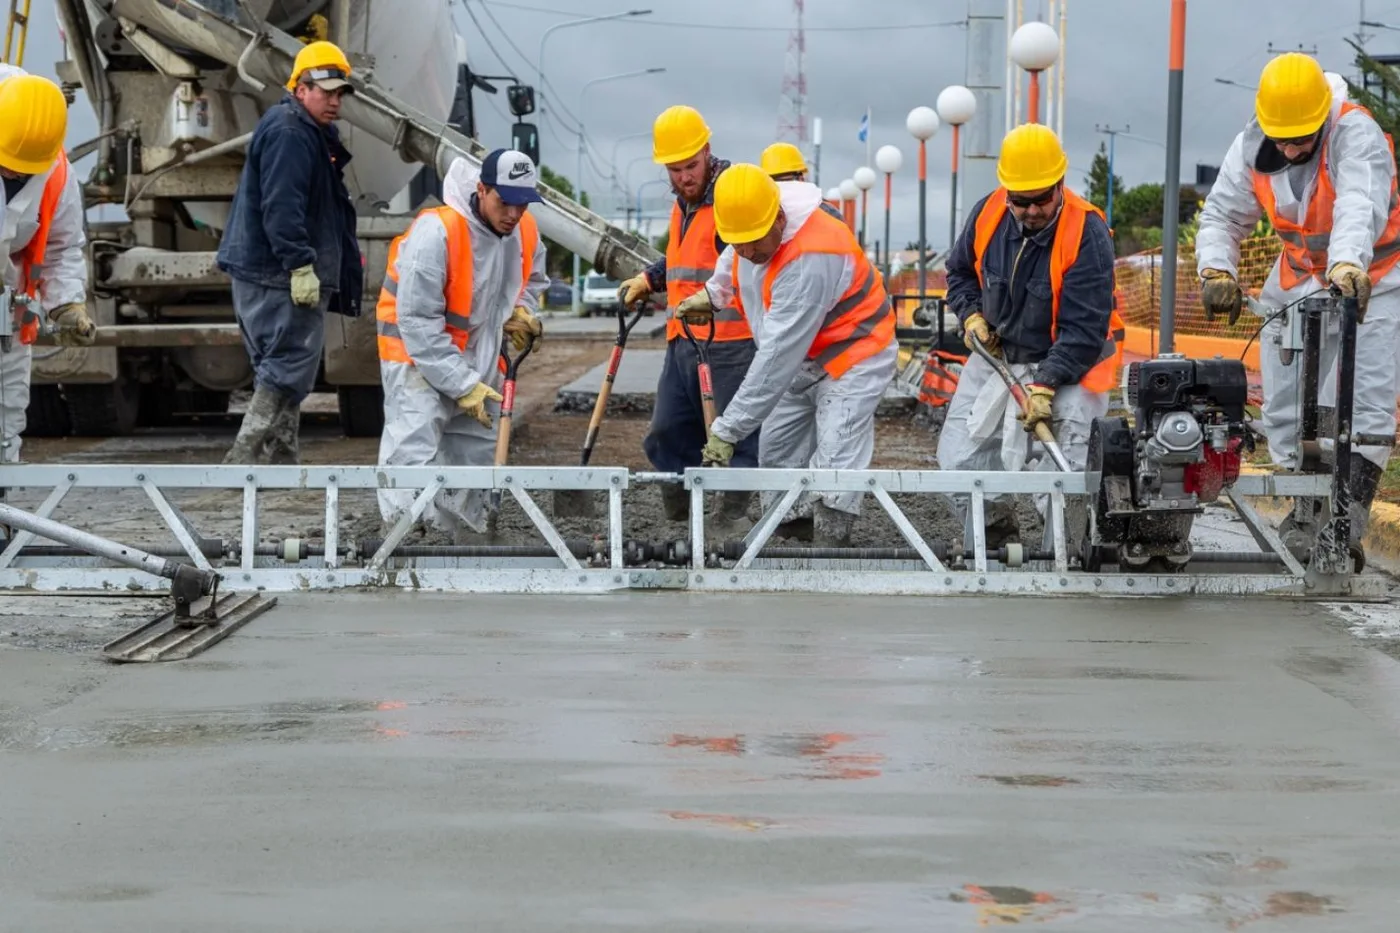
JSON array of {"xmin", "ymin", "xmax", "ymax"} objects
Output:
[
  {"xmin": 730, "ymin": 207, "xmax": 895, "ymax": 379},
  {"xmin": 971, "ymin": 187, "xmax": 1125, "ymax": 393},
  {"xmin": 515, "ymin": 211, "xmax": 539, "ymax": 306},
  {"xmin": 10, "ymin": 153, "xmax": 71, "ymax": 346},
  {"xmin": 919, "ymin": 349, "xmax": 964, "ymax": 409},
  {"xmin": 665, "ymin": 201, "xmax": 752, "ymax": 343},
  {"xmin": 1250, "ymin": 100, "xmax": 1400, "ymax": 290},
  {"xmin": 376, "ymin": 205, "xmax": 530, "ymax": 373}
]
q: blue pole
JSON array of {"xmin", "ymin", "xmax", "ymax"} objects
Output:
[{"xmin": 1105, "ymin": 131, "xmax": 1116, "ymax": 231}]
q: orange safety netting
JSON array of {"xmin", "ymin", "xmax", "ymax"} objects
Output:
[{"xmin": 1113, "ymin": 237, "xmax": 1283, "ymax": 339}]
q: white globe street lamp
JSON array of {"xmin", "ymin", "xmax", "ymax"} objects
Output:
[
  {"xmin": 839, "ymin": 177, "xmax": 859, "ymax": 232},
  {"xmin": 875, "ymin": 145, "xmax": 902, "ymax": 275},
  {"xmin": 906, "ymin": 106, "xmax": 942, "ymax": 306},
  {"xmin": 936, "ymin": 84, "xmax": 978, "ymax": 274},
  {"xmin": 1009, "ymin": 21, "xmax": 1059, "ymax": 124},
  {"xmin": 852, "ymin": 166, "xmax": 877, "ymax": 249}
]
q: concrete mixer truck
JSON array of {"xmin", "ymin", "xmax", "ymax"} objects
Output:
[{"xmin": 34, "ymin": 0, "xmax": 659, "ymax": 437}]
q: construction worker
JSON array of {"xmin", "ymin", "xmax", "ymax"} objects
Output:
[
  {"xmin": 216, "ymin": 40, "xmax": 363, "ymax": 465},
  {"xmin": 678, "ymin": 164, "xmax": 897, "ymax": 546},
  {"xmin": 616, "ymin": 106, "xmax": 756, "ymax": 528},
  {"xmin": 760, "ymin": 142, "xmax": 810, "ymax": 182},
  {"xmin": 0, "ymin": 68, "xmax": 94, "ymax": 464},
  {"xmin": 938, "ymin": 124, "xmax": 1122, "ymax": 549},
  {"xmin": 1195, "ymin": 52, "xmax": 1399, "ymax": 570},
  {"xmin": 375, "ymin": 150, "xmax": 545, "ymax": 542}
]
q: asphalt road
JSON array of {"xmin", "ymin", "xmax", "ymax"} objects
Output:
[{"xmin": 2, "ymin": 593, "xmax": 1399, "ymax": 931}]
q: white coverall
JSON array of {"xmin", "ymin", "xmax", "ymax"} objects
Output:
[
  {"xmin": 705, "ymin": 181, "xmax": 898, "ymax": 525},
  {"xmin": 1196, "ymin": 71, "xmax": 1400, "ymax": 471},
  {"xmin": 376, "ymin": 158, "xmax": 547, "ymax": 537},
  {"xmin": 0, "ymin": 64, "xmax": 86, "ymax": 464}
]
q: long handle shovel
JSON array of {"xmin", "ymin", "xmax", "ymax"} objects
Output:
[
  {"xmin": 489, "ymin": 334, "xmax": 536, "ymax": 525},
  {"xmin": 681, "ymin": 315, "xmax": 718, "ymax": 431},
  {"xmin": 554, "ymin": 298, "xmax": 648, "ymax": 519},
  {"xmin": 967, "ymin": 332, "xmax": 1072, "ymax": 473}
]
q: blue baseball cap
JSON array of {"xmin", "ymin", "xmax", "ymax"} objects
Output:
[{"xmin": 480, "ymin": 148, "xmax": 544, "ymax": 206}]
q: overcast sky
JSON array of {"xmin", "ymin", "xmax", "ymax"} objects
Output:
[{"xmin": 22, "ymin": 0, "xmax": 1400, "ymax": 253}]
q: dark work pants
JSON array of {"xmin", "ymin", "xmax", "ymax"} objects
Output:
[{"xmin": 643, "ymin": 335, "xmax": 760, "ymax": 472}]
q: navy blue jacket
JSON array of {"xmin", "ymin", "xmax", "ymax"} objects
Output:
[
  {"xmin": 216, "ymin": 95, "xmax": 363, "ymax": 317},
  {"xmin": 944, "ymin": 193, "xmax": 1115, "ymax": 388}
]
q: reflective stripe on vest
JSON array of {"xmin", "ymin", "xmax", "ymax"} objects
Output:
[
  {"xmin": 665, "ymin": 201, "xmax": 751, "ymax": 342},
  {"xmin": 11, "ymin": 153, "xmax": 70, "ymax": 346},
  {"xmin": 1250, "ymin": 100, "xmax": 1400, "ymax": 290},
  {"xmin": 515, "ymin": 211, "xmax": 539, "ymax": 306},
  {"xmin": 730, "ymin": 208, "xmax": 895, "ymax": 379},
  {"xmin": 971, "ymin": 188, "xmax": 1125, "ymax": 393},
  {"xmin": 919, "ymin": 349, "xmax": 964, "ymax": 408}
]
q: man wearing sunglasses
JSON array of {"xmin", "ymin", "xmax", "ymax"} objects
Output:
[
  {"xmin": 1195, "ymin": 52, "xmax": 1400, "ymax": 570},
  {"xmin": 938, "ymin": 123, "xmax": 1122, "ymax": 550},
  {"xmin": 217, "ymin": 41, "xmax": 363, "ymax": 465}
]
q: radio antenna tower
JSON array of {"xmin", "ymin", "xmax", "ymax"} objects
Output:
[{"xmin": 776, "ymin": 0, "xmax": 807, "ymax": 144}]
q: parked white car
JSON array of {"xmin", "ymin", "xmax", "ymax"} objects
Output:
[{"xmin": 580, "ymin": 271, "xmax": 622, "ymax": 317}]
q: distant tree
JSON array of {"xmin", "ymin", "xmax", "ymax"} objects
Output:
[
  {"xmin": 1345, "ymin": 39, "xmax": 1400, "ymax": 138},
  {"xmin": 1084, "ymin": 141, "xmax": 1125, "ymax": 214},
  {"xmin": 653, "ymin": 229, "xmax": 670, "ymax": 253}
]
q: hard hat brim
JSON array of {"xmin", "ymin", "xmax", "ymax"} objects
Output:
[
  {"xmin": 653, "ymin": 133, "xmax": 711, "ymax": 166},
  {"xmin": 1255, "ymin": 112, "xmax": 1328, "ymax": 140},
  {"xmin": 0, "ymin": 150, "xmax": 58, "ymax": 176},
  {"xmin": 715, "ymin": 204, "xmax": 780, "ymax": 245}
]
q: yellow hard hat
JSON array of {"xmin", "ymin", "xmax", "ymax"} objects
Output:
[
  {"xmin": 712, "ymin": 163, "xmax": 781, "ymax": 244},
  {"xmin": 996, "ymin": 123, "xmax": 1068, "ymax": 192},
  {"xmin": 760, "ymin": 142, "xmax": 807, "ymax": 177},
  {"xmin": 652, "ymin": 105, "xmax": 711, "ymax": 165},
  {"xmin": 0, "ymin": 74, "xmax": 68, "ymax": 175},
  {"xmin": 1255, "ymin": 52, "xmax": 1331, "ymax": 138},
  {"xmin": 286, "ymin": 40, "xmax": 353, "ymax": 91}
]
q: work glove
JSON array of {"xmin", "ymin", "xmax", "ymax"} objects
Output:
[
  {"xmin": 455, "ymin": 381, "xmax": 504, "ymax": 429},
  {"xmin": 1328, "ymin": 262, "xmax": 1372, "ymax": 323},
  {"xmin": 617, "ymin": 275, "xmax": 651, "ymax": 308},
  {"xmin": 961, "ymin": 311, "xmax": 1000, "ymax": 356},
  {"xmin": 1200, "ymin": 268, "xmax": 1242, "ymax": 326},
  {"xmin": 504, "ymin": 305, "xmax": 543, "ymax": 352},
  {"xmin": 1017, "ymin": 383, "xmax": 1056, "ymax": 434},
  {"xmin": 700, "ymin": 429, "xmax": 734, "ymax": 467},
  {"xmin": 47, "ymin": 302, "xmax": 96, "ymax": 347},
  {"xmin": 675, "ymin": 289, "xmax": 714, "ymax": 326},
  {"xmin": 290, "ymin": 263, "xmax": 320, "ymax": 307}
]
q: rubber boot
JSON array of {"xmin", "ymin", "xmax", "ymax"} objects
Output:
[
  {"xmin": 222, "ymin": 385, "xmax": 288, "ymax": 464},
  {"xmin": 708, "ymin": 491, "xmax": 753, "ymax": 538},
  {"xmin": 660, "ymin": 483, "xmax": 690, "ymax": 522},
  {"xmin": 263, "ymin": 397, "xmax": 302, "ymax": 465},
  {"xmin": 813, "ymin": 501, "xmax": 856, "ymax": 547},
  {"xmin": 1347, "ymin": 453, "xmax": 1383, "ymax": 573}
]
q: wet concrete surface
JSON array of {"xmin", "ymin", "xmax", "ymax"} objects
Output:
[{"xmin": 2, "ymin": 594, "xmax": 1400, "ymax": 930}]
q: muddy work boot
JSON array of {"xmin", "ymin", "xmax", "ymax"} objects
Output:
[
  {"xmin": 813, "ymin": 501, "xmax": 856, "ymax": 547},
  {"xmin": 262, "ymin": 398, "xmax": 302, "ymax": 465},
  {"xmin": 660, "ymin": 483, "xmax": 690, "ymax": 522},
  {"xmin": 1346, "ymin": 453, "xmax": 1384, "ymax": 573},
  {"xmin": 222, "ymin": 385, "xmax": 293, "ymax": 465},
  {"xmin": 707, "ymin": 491, "xmax": 753, "ymax": 539}
]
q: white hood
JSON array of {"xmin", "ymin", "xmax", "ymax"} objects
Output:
[
  {"xmin": 776, "ymin": 180, "xmax": 825, "ymax": 243},
  {"xmin": 441, "ymin": 157, "xmax": 478, "ymax": 217}
]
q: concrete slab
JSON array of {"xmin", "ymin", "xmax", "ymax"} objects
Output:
[
  {"xmin": 1, "ymin": 593, "xmax": 1397, "ymax": 929},
  {"xmin": 556, "ymin": 348, "xmax": 917, "ymax": 417},
  {"xmin": 539, "ymin": 310, "xmax": 669, "ymax": 342}
]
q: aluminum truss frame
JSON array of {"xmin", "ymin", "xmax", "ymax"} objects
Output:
[{"xmin": 0, "ymin": 463, "xmax": 1383, "ymax": 598}]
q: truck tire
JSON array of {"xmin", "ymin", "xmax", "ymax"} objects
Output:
[
  {"xmin": 65, "ymin": 381, "xmax": 141, "ymax": 436},
  {"xmin": 23, "ymin": 385, "xmax": 71, "ymax": 437},
  {"xmin": 337, "ymin": 385, "xmax": 384, "ymax": 437}
]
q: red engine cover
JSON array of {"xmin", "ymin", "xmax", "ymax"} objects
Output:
[{"xmin": 1182, "ymin": 437, "xmax": 1243, "ymax": 503}]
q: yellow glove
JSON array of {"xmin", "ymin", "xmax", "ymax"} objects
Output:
[
  {"xmin": 675, "ymin": 290, "xmax": 714, "ymax": 326},
  {"xmin": 1200, "ymin": 268, "xmax": 1242, "ymax": 326},
  {"xmin": 617, "ymin": 275, "xmax": 651, "ymax": 308},
  {"xmin": 503, "ymin": 305, "xmax": 543, "ymax": 352},
  {"xmin": 48, "ymin": 302, "xmax": 96, "ymax": 347},
  {"xmin": 455, "ymin": 381, "xmax": 504, "ymax": 429},
  {"xmin": 700, "ymin": 430, "xmax": 734, "ymax": 467},
  {"xmin": 1017, "ymin": 383, "xmax": 1056, "ymax": 434},
  {"xmin": 962, "ymin": 311, "xmax": 1000, "ymax": 355},
  {"xmin": 1328, "ymin": 262, "xmax": 1372, "ymax": 323},
  {"xmin": 290, "ymin": 264, "xmax": 320, "ymax": 307}
]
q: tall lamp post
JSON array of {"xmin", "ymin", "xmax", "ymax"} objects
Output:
[
  {"xmin": 853, "ymin": 166, "xmax": 876, "ymax": 250},
  {"xmin": 936, "ymin": 85, "xmax": 976, "ymax": 260},
  {"xmin": 537, "ymin": 9, "xmax": 652, "ymax": 103},
  {"xmin": 905, "ymin": 105, "xmax": 939, "ymax": 307},
  {"xmin": 875, "ymin": 145, "xmax": 903, "ymax": 277},
  {"xmin": 572, "ymin": 67, "xmax": 665, "ymax": 314},
  {"xmin": 823, "ymin": 186, "xmax": 841, "ymax": 209},
  {"xmin": 839, "ymin": 177, "xmax": 858, "ymax": 231},
  {"xmin": 1009, "ymin": 21, "xmax": 1059, "ymax": 124}
]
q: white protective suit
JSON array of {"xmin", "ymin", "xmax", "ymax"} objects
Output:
[
  {"xmin": 1196, "ymin": 71, "xmax": 1400, "ymax": 470},
  {"xmin": 376, "ymin": 157, "xmax": 546, "ymax": 537},
  {"xmin": 0, "ymin": 64, "xmax": 87, "ymax": 464},
  {"xmin": 704, "ymin": 181, "xmax": 898, "ymax": 520}
]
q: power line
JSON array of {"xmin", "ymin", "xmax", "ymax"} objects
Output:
[
  {"xmin": 468, "ymin": 0, "xmax": 585, "ymax": 132},
  {"xmin": 477, "ymin": 0, "xmax": 965, "ymax": 31}
]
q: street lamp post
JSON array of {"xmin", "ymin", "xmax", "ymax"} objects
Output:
[
  {"xmin": 839, "ymin": 177, "xmax": 858, "ymax": 231},
  {"xmin": 905, "ymin": 106, "xmax": 939, "ymax": 308},
  {"xmin": 935, "ymin": 85, "xmax": 976, "ymax": 262},
  {"xmin": 875, "ymin": 145, "xmax": 903, "ymax": 277},
  {"xmin": 1009, "ymin": 21, "xmax": 1060, "ymax": 124},
  {"xmin": 853, "ymin": 166, "xmax": 876, "ymax": 251},
  {"xmin": 572, "ymin": 67, "xmax": 665, "ymax": 313},
  {"xmin": 537, "ymin": 8, "xmax": 653, "ymax": 105}
]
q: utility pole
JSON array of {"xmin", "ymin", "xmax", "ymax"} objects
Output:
[{"xmin": 1094, "ymin": 123, "xmax": 1128, "ymax": 231}]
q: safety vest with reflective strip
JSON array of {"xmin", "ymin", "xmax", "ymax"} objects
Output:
[
  {"xmin": 919, "ymin": 349, "xmax": 964, "ymax": 409},
  {"xmin": 11, "ymin": 153, "xmax": 71, "ymax": 346},
  {"xmin": 730, "ymin": 207, "xmax": 895, "ymax": 379},
  {"xmin": 665, "ymin": 201, "xmax": 752, "ymax": 342},
  {"xmin": 376, "ymin": 205, "xmax": 525, "ymax": 374},
  {"xmin": 1250, "ymin": 100, "xmax": 1400, "ymax": 290},
  {"xmin": 971, "ymin": 187, "xmax": 1125, "ymax": 394},
  {"xmin": 516, "ymin": 211, "xmax": 539, "ymax": 305}
]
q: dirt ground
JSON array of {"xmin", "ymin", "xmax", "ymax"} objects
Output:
[{"xmin": 12, "ymin": 336, "xmax": 1043, "ymax": 557}]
